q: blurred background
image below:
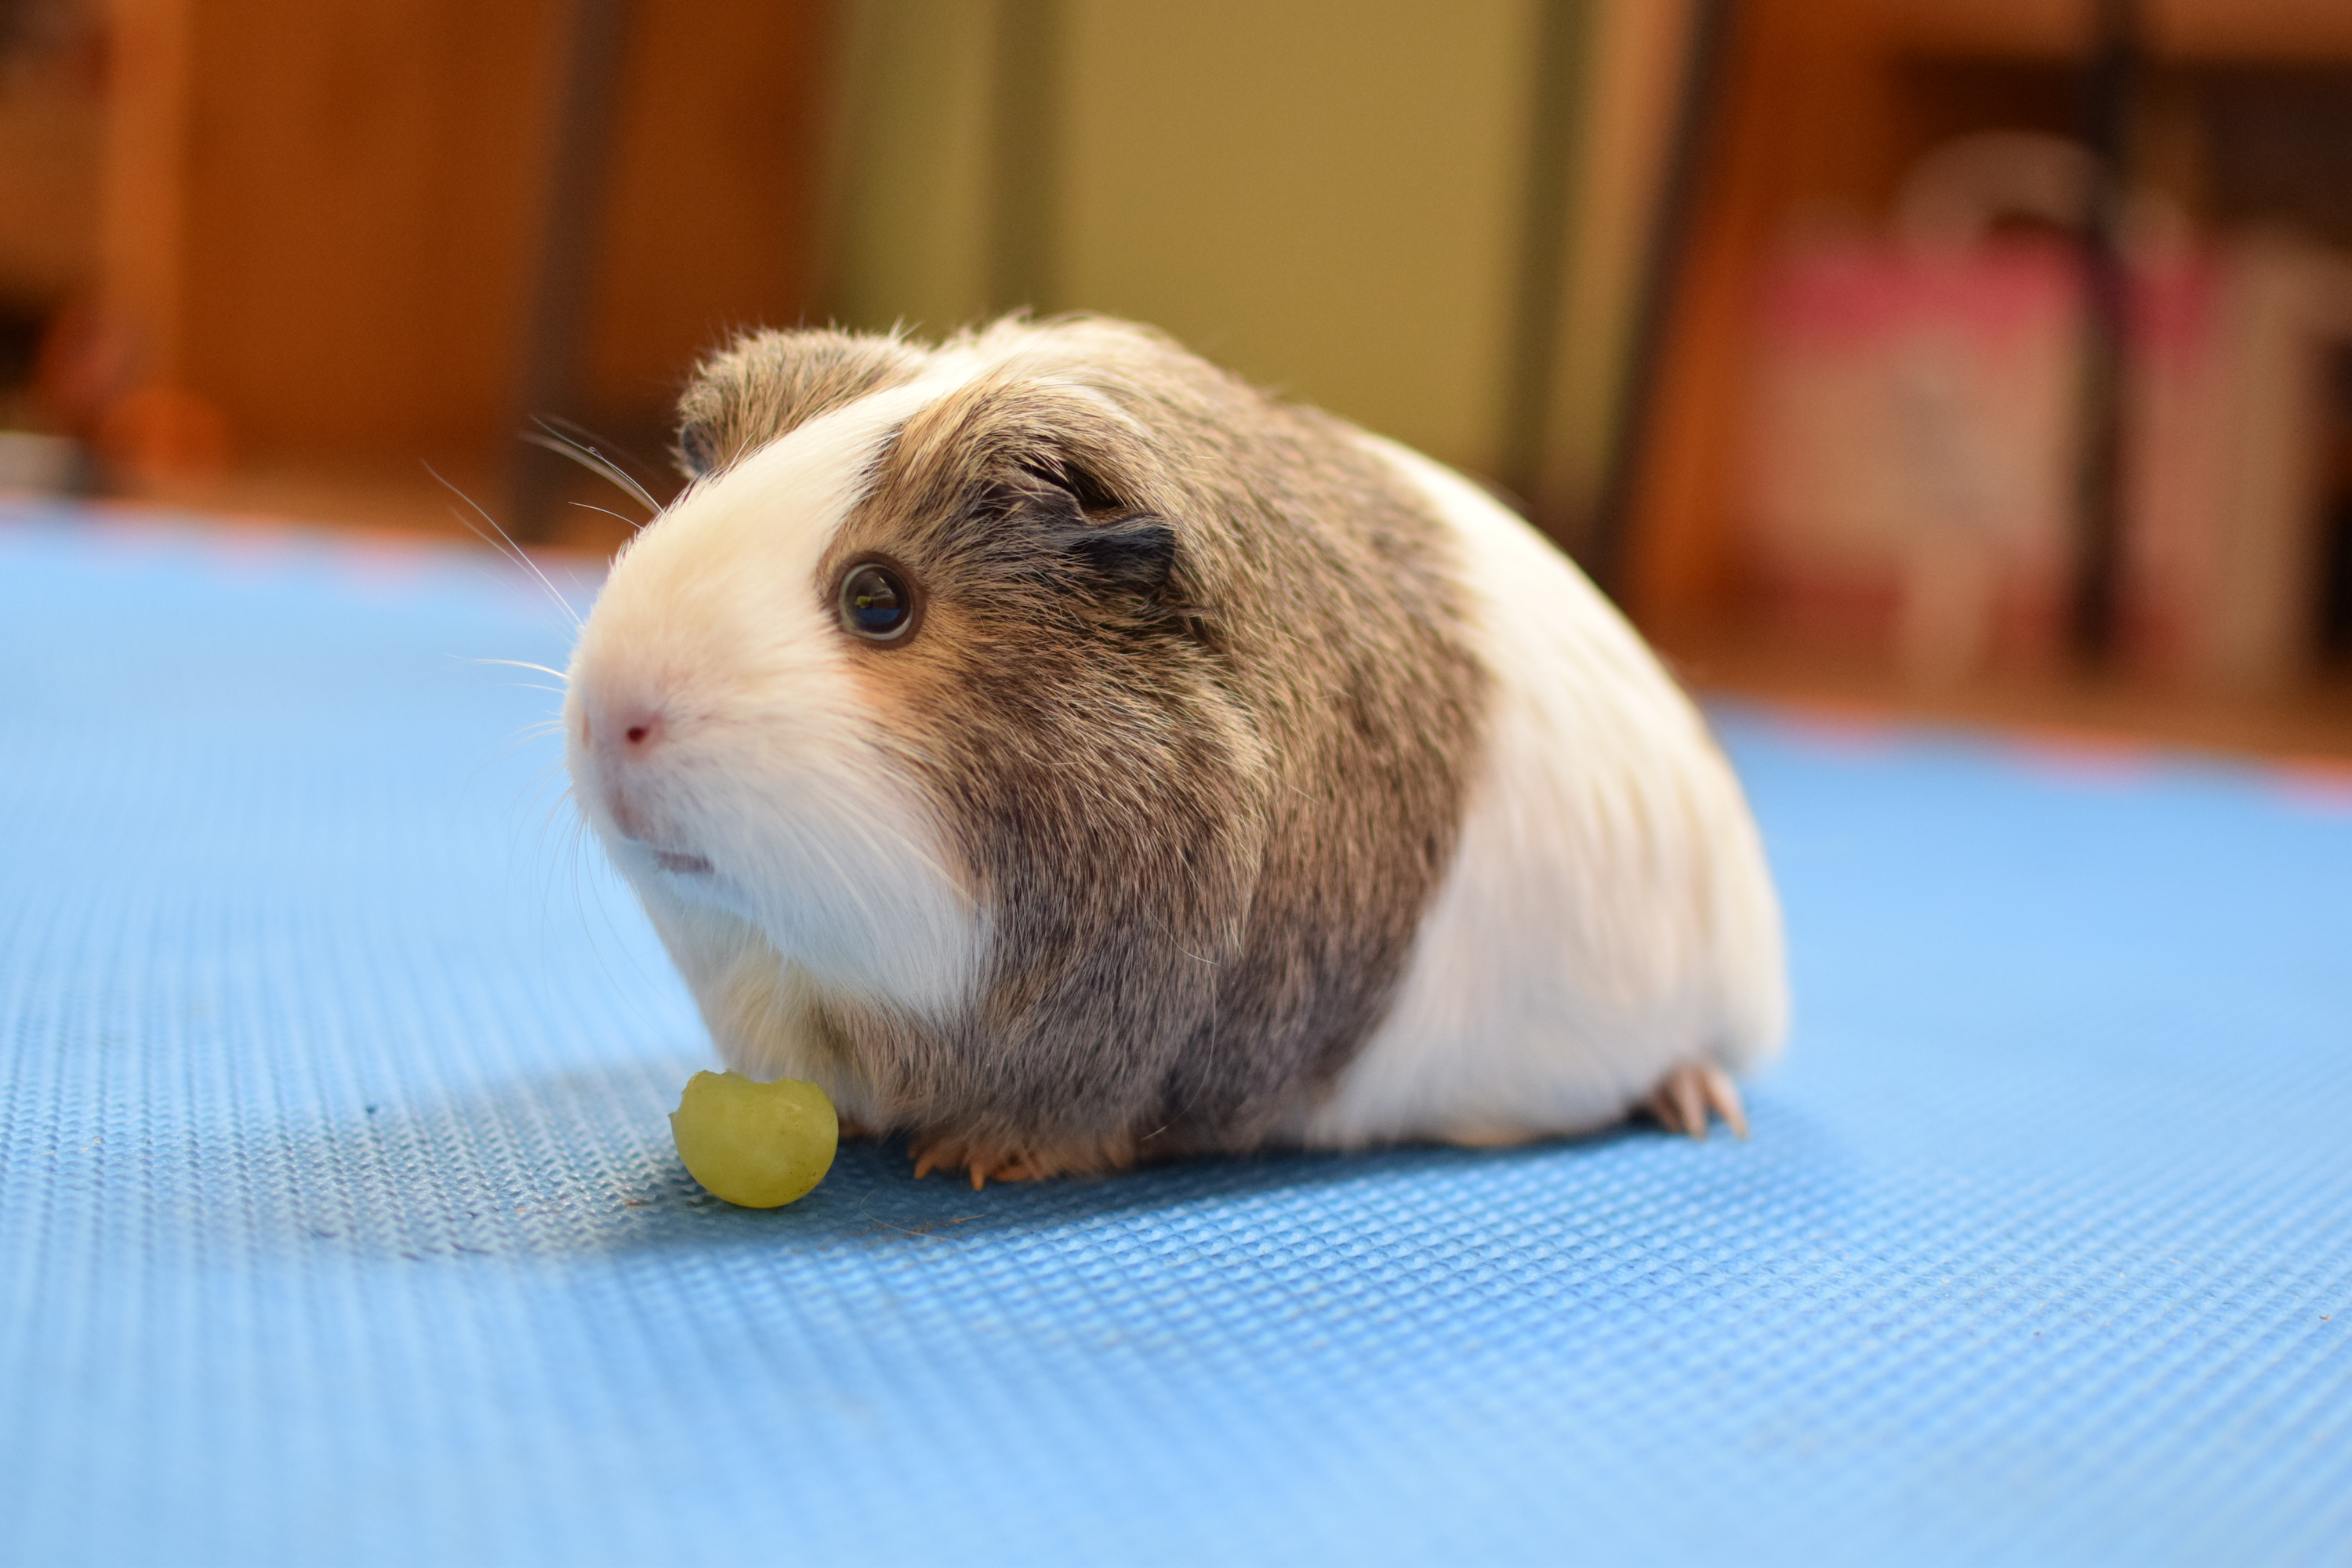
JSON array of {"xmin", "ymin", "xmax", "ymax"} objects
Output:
[{"xmin": 4, "ymin": 0, "xmax": 2351, "ymax": 755}]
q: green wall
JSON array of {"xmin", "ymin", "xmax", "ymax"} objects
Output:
[{"xmin": 822, "ymin": 0, "xmax": 1686, "ymax": 525}]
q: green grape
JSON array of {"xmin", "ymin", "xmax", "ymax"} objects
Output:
[{"xmin": 670, "ymin": 1070, "xmax": 837, "ymax": 1207}]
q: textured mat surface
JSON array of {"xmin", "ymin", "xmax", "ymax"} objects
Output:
[{"xmin": 3, "ymin": 503, "xmax": 2348, "ymax": 1567}]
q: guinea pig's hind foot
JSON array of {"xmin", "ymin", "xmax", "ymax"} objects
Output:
[{"xmin": 1642, "ymin": 1064, "xmax": 1749, "ymax": 1142}]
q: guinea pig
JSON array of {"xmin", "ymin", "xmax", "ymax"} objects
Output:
[{"xmin": 564, "ymin": 314, "xmax": 1786, "ymax": 1186}]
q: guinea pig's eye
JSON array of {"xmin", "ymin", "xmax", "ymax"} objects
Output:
[{"xmin": 837, "ymin": 561, "xmax": 917, "ymax": 642}]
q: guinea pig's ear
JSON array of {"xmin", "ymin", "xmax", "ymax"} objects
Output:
[
  {"xmin": 1018, "ymin": 457, "xmax": 1180, "ymax": 601},
  {"xmin": 1061, "ymin": 510, "xmax": 1180, "ymax": 598},
  {"xmin": 1023, "ymin": 455, "xmax": 1124, "ymax": 515}
]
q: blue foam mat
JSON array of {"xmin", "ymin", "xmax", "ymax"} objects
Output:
[{"xmin": 3, "ymin": 503, "xmax": 2347, "ymax": 1566}]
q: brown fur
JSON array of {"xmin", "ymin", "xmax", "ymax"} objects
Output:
[
  {"xmin": 674, "ymin": 327, "xmax": 927, "ymax": 477},
  {"xmin": 676, "ymin": 318, "xmax": 1488, "ymax": 1178}
]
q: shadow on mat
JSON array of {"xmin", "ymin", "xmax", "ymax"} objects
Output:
[{"xmin": 247, "ymin": 1058, "xmax": 1800, "ymax": 1267}]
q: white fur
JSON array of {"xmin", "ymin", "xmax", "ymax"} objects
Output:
[
  {"xmin": 566, "ymin": 372, "xmax": 989, "ymax": 1102},
  {"xmin": 1300, "ymin": 437, "xmax": 1789, "ymax": 1149}
]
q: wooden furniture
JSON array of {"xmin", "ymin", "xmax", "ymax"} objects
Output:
[
  {"xmin": 1629, "ymin": 0, "xmax": 2352, "ymax": 660},
  {"xmin": 89, "ymin": 0, "xmax": 826, "ymax": 541}
]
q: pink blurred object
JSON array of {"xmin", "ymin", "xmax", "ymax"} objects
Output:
[{"xmin": 1742, "ymin": 230, "xmax": 2352, "ymax": 688}]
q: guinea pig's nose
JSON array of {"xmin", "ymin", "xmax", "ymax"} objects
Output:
[
  {"xmin": 619, "ymin": 708, "xmax": 663, "ymax": 750},
  {"xmin": 584, "ymin": 702, "xmax": 667, "ymax": 760},
  {"xmin": 582, "ymin": 702, "xmax": 670, "ymax": 843}
]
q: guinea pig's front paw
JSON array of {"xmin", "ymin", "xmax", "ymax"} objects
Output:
[
  {"xmin": 909, "ymin": 1138, "xmax": 1025, "ymax": 1189},
  {"xmin": 907, "ymin": 1131, "xmax": 1137, "ymax": 1189},
  {"xmin": 1641, "ymin": 1063, "xmax": 1749, "ymax": 1142}
]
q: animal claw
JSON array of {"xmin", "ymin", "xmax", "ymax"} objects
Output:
[
  {"xmin": 904, "ymin": 1133, "xmax": 1134, "ymax": 1185},
  {"xmin": 1700, "ymin": 1065, "xmax": 1749, "ymax": 1139},
  {"xmin": 1644, "ymin": 1063, "xmax": 1748, "ymax": 1141}
]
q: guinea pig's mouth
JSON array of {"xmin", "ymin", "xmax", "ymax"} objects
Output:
[{"xmin": 648, "ymin": 848, "xmax": 715, "ymax": 877}]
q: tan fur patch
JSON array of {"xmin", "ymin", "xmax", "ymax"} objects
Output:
[{"xmin": 674, "ymin": 328, "xmax": 928, "ymax": 477}]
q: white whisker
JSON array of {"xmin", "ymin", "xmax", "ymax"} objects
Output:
[
  {"xmin": 524, "ymin": 423, "xmax": 662, "ymax": 517},
  {"xmin": 470, "ymin": 658, "xmax": 571, "ymax": 683},
  {"xmin": 424, "ymin": 462, "xmax": 585, "ymax": 633},
  {"xmin": 568, "ymin": 501, "xmax": 643, "ymax": 528}
]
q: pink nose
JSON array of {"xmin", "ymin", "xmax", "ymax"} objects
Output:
[
  {"xmin": 581, "ymin": 703, "xmax": 668, "ymax": 841},
  {"xmin": 584, "ymin": 705, "xmax": 666, "ymax": 757},
  {"xmin": 617, "ymin": 708, "xmax": 662, "ymax": 750}
]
